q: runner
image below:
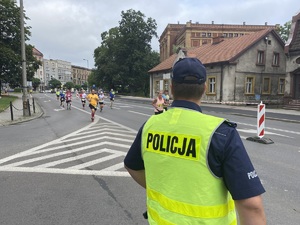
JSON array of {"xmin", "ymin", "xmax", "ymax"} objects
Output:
[
  {"xmin": 152, "ymin": 90, "xmax": 165, "ymax": 115},
  {"xmin": 65, "ymin": 89, "xmax": 72, "ymax": 110},
  {"xmin": 56, "ymin": 89, "xmax": 60, "ymax": 100},
  {"xmin": 80, "ymin": 89, "xmax": 87, "ymax": 109},
  {"xmin": 162, "ymin": 89, "xmax": 170, "ymax": 111},
  {"xmin": 87, "ymin": 89, "xmax": 99, "ymax": 122},
  {"xmin": 109, "ymin": 89, "xmax": 115, "ymax": 109},
  {"xmin": 98, "ymin": 91, "xmax": 105, "ymax": 112},
  {"xmin": 59, "ymin": 90, "xmax": 65, "ymax": 108}
]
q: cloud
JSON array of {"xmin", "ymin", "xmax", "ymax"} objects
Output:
[{"xmin": 22, "ymin": 0, "xmax": 300, "ymax": 67}]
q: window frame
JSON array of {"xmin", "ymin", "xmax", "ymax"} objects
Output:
[
  {"xmin": 257, "ymin": 50, "xmax": 265, "ymax": 65},
  {"xmin": 206, "ymin": 76, "xmax": 216, "ymax": 95},
  {"xmin": 272, "ymin": 52, "xmax": 280, "ymax": 67},
  {"xmin": 278, "ymin": 78, "xmax": 285, "ymax": 94},
  {"xmin": 245, "ymin": 76, "xmax": 255, "ymax": 95},
  {"xmin": 262, "ymin": 77, "xmax": 271, "ymax": 94}
]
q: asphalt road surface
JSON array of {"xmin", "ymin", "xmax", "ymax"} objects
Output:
[{"xmin": 0, "ymin": 93, "xmax": 299, "ymax": 225}]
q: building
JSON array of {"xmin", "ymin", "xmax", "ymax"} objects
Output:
[
  {"xmin": 149, "ymin": 28, "xmax": 287, "ymax": 104},
  {"xmin": 71, "ymin": 65, "xmax": 91, "ymax": 87},
  {"xmin": 43, "ymin": 59, "xmax": 72, "ymax": 88},
  {"xmin": 284, "ymin": 12, "xmax": 300, "ymax": 104},
  {"xmin": 32, "ymin": 47, "xmax": 45, "ymax": 91},
  {"xmin": 159, "ymin": 21, "xmax": 278, "ymax": 61}
]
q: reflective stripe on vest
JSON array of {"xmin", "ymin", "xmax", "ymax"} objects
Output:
[{"xmin": 142, "ymin": 107, "xmax": 237, "ymax": 225}]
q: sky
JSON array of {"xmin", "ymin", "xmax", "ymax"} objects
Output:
[{"xmin": 20, "ymin": 0, "xmax": 300, "ymax": 68}]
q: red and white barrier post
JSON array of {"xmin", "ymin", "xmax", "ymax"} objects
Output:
[
  {"xmin": 246, "ymin": 101, "xmax": 274, "ymax": 144},
  {"xmin": 257, "ymin": 101, "xmax": 265, "ymax": 138}
]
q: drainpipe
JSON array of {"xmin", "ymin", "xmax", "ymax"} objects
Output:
[{"xmin": 220, "ymin": 63, "xmax": 223, "ymax": 102}]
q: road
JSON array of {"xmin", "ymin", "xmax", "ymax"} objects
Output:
[{"xmin": 0, "ymin": 93, "xmax": 299, "ymax": 225}]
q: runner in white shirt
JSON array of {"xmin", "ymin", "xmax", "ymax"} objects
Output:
[
  {"xmin": 80, "ymin": 90, "xmax": 87, "ymax": 109},
  {"xmin": 98, "ymin": 91, "xmax": 105, "ymax": 112}
]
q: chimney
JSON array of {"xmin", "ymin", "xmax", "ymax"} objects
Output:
[
  {"xmin": 212, "ymin": 21, "xmax": 214, "ymax": 24},
  {"xmin": 265, "ymin": 22, "xmax": 268, "ymax": 25},
  {"xmin": 243, "ymin": 22, "xmax": 246, "ymax": 25}
]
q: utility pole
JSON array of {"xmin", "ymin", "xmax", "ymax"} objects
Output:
[
  {"xmin": 83, "ymin": 58, "xmax": 89, "ymax": 92},
  {"xmin": 20, "ymin": 0, "xmax": 29, "ymax": 116}
]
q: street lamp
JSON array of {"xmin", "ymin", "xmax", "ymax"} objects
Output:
[
  {"xmin": 83, "ymin": 59, "xmax": 89, "ymax": 92},
  {"xmin": 83, "ymin": 58, "xmax": 89, "ymax": 69}
]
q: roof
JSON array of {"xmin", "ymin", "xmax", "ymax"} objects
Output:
[
  {"xmin": 32, "ymin": 47, "xmax": 43, "ymax": 57},
  {"xmin": 285, "ymin": 12, "xmax": 300, "ymax": 54},
  {"xmin": 149, "ymin": 28, "xmax": 283, "ymax": 73}
]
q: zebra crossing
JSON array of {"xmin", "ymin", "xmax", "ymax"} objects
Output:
[{"xmin": 0, "ymin": 117, "xmax": 137, "ymax": 177}]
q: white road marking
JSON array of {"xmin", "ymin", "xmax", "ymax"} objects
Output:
[
  {"xmin": 0, "ymin": 111, "xmax": 135, "ymax": 177},
  {"xmin": 237, "ymin": 129, "xmax": 293, "ymax": 138},
  {"xmin": 0, "ymin": 166, "xmax": 130, "ymax": 177},
  {"xmin": 128, "ymin": 110, "xmax": 151, "ymax": 117}
]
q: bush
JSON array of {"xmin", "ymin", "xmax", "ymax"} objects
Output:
[{"xmin": 14, "ymin": 88, "xmax": 22, "ymax": 93}]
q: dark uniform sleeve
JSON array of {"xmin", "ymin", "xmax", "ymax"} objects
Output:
[
  {"xmin": 124, "ymin": 125, "xmax": 145, "ymax": 170},
  {"xmin": 208, "ymin": 121, "xmax": 265, "ymax": 200}
]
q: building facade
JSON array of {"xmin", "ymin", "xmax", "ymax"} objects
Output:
[
  {"xmin": 159, "ymin": 21, "xmax": 278, "ymax": 61},
  {"xmin": 150, "ymin": 28, "xmax": 287, "ymax": 104},
  {"xmin": 32, "ymin": 47, "xmax": 45, "ymax": 91},
  {"xmin": 43, "ymin": 59, "xmax": 72, "ymax": 88},
  {"xmin": 285, "ymin": 12, "xmax": 300, "ymax": 101},
  {"xmin": 71, "ymin": 65, "xmax": 91, "ymax": 87}
]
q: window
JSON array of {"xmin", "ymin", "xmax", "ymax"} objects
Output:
[
  {"xmin": 245, "ymin": 77, "xmax": 254, "ymax": 94},
  {"xmin": 164, "ymin": 80, "xmax": 169, "ymax": 91},
  {"xmin": 257, "ymin": 50, "xmax": 265, "ymax": 65},
  {"xmin": 207, "ymin": 33, "xmax": 211, "ymax": 37},
  {"xmin": 207, "ymin": 76, "xmax": 216, "ymax": 94},
  {"xmin": 229, "ymin": 33, "xmax": 233, "ymax": 37},
  {"xmin": 262, "ymin": 77, "xmax": 270, "ymax": 94},
  {"xmin": 202, "ymin": 32, "xmax": 206, "ymax": 37},
  {"xmin": 202, "ymin": 39, "xmax": 208, "ymax": 45},
  {"xmin": 272, "ymin": 52, "xmax": 280, "ymax": 66},
  {"xmin": 155, "ymin": 81, "xmax": 160, "ymax": 93},
  {"xmin": 278, "ymin": 78, "xmax": 285, "ymax": 94}
]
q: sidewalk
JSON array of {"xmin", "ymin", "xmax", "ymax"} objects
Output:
[
  {"xmin": 0, "ymin": 93, "xmax": 43, "ymax": 126},
  {"xmin": 118, "ymin": 95, "xmax": 300, "ymax": 116}
]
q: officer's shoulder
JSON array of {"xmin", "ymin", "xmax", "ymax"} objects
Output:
[{"xmin": 222, "ymin": 120, "xmax": 237, "ymax": 128}]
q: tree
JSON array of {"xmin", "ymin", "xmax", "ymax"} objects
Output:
[
  {"xmin": 0, "ymin": 0, "xmax": 40, "ymax": 89},
  {"xmin": 48, "ymin": 78, "xmax": 61, "ymax": 90},
  {"xmin": 276, "ymin": 21, "xmax": 291, "ymax": 43},
  {"xmin": 31, "ymin": 77, "xmax": 41, "ymax": 91},
  {"xmin": 94, "ymin": 9, "xmax": 160, "ymax": 96},
  {"xmin": 64, "ymin": 82, "xmax": 74, "ymax": 90}
]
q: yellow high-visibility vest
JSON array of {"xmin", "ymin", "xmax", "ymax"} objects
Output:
[{"xmin": 142, "ymin": 107, "xmax": 237, "ymax": 225}]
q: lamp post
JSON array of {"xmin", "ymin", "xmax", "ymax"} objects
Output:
[
  {"xmin": 83, "ymin": 58, "xmax": 89, "ymax": 92},
  {"xmin": 20, "ymin": 0, "xmax": 29, "ymax": 116}
]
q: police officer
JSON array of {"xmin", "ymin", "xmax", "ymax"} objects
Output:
[{"xmin": 124, "ymin": 57, "xmax": 266, "ymax": 225}]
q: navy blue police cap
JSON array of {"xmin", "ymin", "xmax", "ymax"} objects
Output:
[{"xmin": 171, "ymin": 58, "xmax": 206, "ymax": 84}]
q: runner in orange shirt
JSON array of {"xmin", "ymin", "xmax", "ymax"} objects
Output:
[{"xmin": 87, "ymin": 89, "xmax": 99, "ymax": 122}]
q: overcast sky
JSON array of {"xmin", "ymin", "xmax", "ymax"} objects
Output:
[{"xmin": 21, "ymin": 0, "xmax": 300, "ymax": 68}]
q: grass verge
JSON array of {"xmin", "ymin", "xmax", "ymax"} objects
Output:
[{"xmin": 0, "ymin": 95, "xmax": 18, "ymax": 112}]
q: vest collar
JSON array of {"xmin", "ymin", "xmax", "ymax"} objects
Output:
[{"xmin": 171, "ymin": 100, "xmax": 202, "ymax": 112}]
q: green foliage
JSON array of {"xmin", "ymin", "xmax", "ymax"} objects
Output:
[
  {"xmin": 64, "ymin": 82, "xmax": 74, "ymax": 90},
  {"xmin": 74, "ymin": 84, "xmax": 81, "ymax": 91},
  {"xmin": 0, "ymin": 0, "xmax": 40, "ymax": 87},
  {"xmin": 94, "ymin": 9, "xmax": 160, "ymax": 96},
  {"xmin": 87, "ymin": 70, "xmax": 97, "ymax": 88},
  {"xmin": 31, "ymin": 77, "xmax": 41, "ymax": 90},
  {"xmin": 13, "ymin": 88, "xmax": 22, "ymax": 93},
  {"xmin": 48, "ymin": 78, "xmax": 61, "ymax": 89},
  {"xmin": 276, "ymin": 21, "xmax": 291, "ymax": 43}
]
